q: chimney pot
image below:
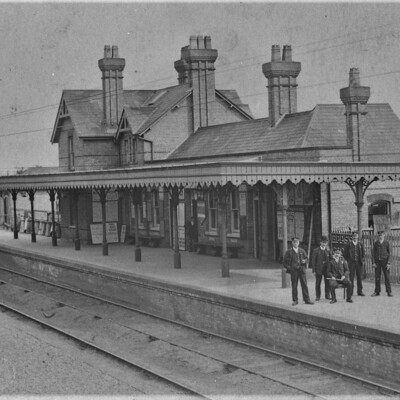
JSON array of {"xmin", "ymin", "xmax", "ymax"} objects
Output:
[
  {"xmin": 112, "ymin": 45, "xmax": 119, "ymax": 58},
  {"xmin": 282, "ymin": 45, "xmax": 292, "ymax": 61},
  {"xmin": 205, "ymin": 36, "xmax": 212, "ymax": 49},
  {"xmin": 271, "ymin": 45, "xmax": 281, "ymax": 62},
  {"xmin": 349, "ymin": 67, "xmax": 360, "ymax": 87},
  {"xmin": 104, "ymin": 45, "xmax": 111, "ymax": 58},
  {"xmin": 197, "ymin": 35, "xmax": 205, "ymax": 49},
  {"xmin": 189, "ymin": 35, "xmax": 197, "ymax": 49}
]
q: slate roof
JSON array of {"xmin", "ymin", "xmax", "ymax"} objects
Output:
[
  {"xmin": 168, "ymin": 104, "xmax": 400, "ymax": 162},
  {"xmin": 52, "ymin": 84, "xmax": 251, "ymax": 143}
]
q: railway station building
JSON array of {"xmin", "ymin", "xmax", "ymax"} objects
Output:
[{"xmin": 1, "ymin": 36, "xmax": 400, "ymax": 270}]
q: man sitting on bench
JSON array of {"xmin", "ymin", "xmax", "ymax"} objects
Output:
[{"xmin": 326, "ymin": 249, "xmax": 353, "ymax": 304}]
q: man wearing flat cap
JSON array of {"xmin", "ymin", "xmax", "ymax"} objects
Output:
[
  {"xmin": 283, "ymin": 237, "xmax": 313, "ymax": 306},
  {"xmin": 326, "ymin": 249, "xmax": 352, "ymax": 303},
  {"xmin": 311, "ymin": 235, "xmax": 332, "ymax": 301},
  {"xmin": 343, "ymin": 231, "xmax": 365, "ymax": 296},
  {"xmin": 371, "ymin": 231, "xmax": 393, "ymax": 297}
]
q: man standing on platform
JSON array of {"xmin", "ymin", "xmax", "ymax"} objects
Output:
[
  {"xmin": 371, "ymin": 231, "xmax": 393, "ymax": 297},
  {"xmin": 326, "ymin": 249, "xmax": 352, "ymax": 303},
  {"xmin": 283, "ymin": 237, "xmax": 314, "ymax": 306},
  {"xmin": 185, "ymin": 217, "xmax": 198, "ymax": 252},
  {"xmin": 343, "ymin": 232, "xmax": 365, "ymax": 297},
  {"xmin": 311, "ymin": 235, "xmax": 332, "ymax": 301}
]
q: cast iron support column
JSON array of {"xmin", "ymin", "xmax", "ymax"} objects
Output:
[
  {"xmin": 28, "ymin": 189, "xmax": 36, "ymax": 243},
  {"xmin": 74, "ymin": 190, "xmax": 80, "ymax": 250},
  {"xmin": 171, "ymin": 186, "xmax": 181, "ymax": 269},
  {"xmin": 49, "ymin": 189, "xmax": 57, "ymax": 247},
  {"xmin": 345, "ymin": 177, "xmax": 377, "ymax": 279},
  {"xmin": 99, "ymin": 188, "xmax": 108, "ymax": 256},
  {"xmin": 132, "ymin": 187, "xmax": 142, "ymax": 262},
  {"xmin": 11, "ymin": 190, "xmax": 18, "ymax": 239},
  {"xmin": 281, "ymin": 184, "xmax": 289, "ymax": 288}
]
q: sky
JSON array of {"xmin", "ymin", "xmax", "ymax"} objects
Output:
[{"xmin": 1, "ymin": 1, "xmax": 400, "ymax": 173}]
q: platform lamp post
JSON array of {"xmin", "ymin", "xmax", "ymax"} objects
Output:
[
  {"xmin": 48, "ymin": 188, "xmax": 58, "ymax": 247},
  {"xmin": 11, "ymin": 189, "xmax": 18, "ymax": 239},
  {"xmin": 132, "ymin": 186, "xmax": 142, "ymax": 262},
  {"xmin": 28, "ymin": 189, "xmax": 36, "ymax": 243}
]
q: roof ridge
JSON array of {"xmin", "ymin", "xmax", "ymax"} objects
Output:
[{"xmin": 197, "ymin": 117, "xmax": 269, "ymax": 132}]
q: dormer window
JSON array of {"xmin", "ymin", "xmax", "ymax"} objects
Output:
[{"xmin": 120, "ymin": 116, "xmax": 129, "ymax": 131}]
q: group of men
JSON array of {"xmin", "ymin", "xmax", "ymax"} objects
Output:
[{"xmin": 283, "ymin": 231, "xmax": 393, "ymax": 306}]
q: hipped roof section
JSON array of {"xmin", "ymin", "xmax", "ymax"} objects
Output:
[{"xmin": 168, "ymin": 104, "xmax": 400, "ymax": 162}]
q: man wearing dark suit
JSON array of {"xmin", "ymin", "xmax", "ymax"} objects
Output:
[
  {"xmin": 311, "ymin": 235, "xmax": 332, "ymax": 301},
  {"xmin": 371, "ymin": 231, "xmax": 393, "ymax": 297},
  {"xmin": 326, "ymin": 249, "xmax": 352, "ymax": 303},
  {"xmin": 283, "ymin": 237, "xmax": 314, "ymax": 306},
  {"xmin": 343, "ymin": 232, "xmax": 365, "ymax": 296}
]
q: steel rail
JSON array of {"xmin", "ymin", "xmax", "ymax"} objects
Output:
[
  {"xmin": 0, "ymin": 300, "xmax": 209, "ymax": 399},
  {"xmin": 0, "ymin": 266, "xmax": 397, "ymax": 397}
]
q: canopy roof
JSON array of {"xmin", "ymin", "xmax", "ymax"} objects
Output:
[{"xmin": 0, "ymin": 161, "xmax": 398, "ymax": 191}]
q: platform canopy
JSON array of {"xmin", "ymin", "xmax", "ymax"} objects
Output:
[{"xmin": 0, "ymin": 160, "xmax": 399, "ymax": 191}]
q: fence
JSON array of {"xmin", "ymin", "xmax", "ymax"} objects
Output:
[{"xmin": 331, "ymin": 228, "xmax": 400, "ymax": 284}]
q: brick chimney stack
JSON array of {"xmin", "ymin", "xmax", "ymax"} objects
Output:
[
  {"xmin": 340, "ymin": 68, "xmax": 370, "ymax": 161},
  {"xmin": 262, "ymin": 45, "xmax": 301, "ymax": 127},
  {"xmin": 174, "ymin": 35, "xmax": 218, "ymax": 132},
  {"xmin": 98, "ymin": 45, "xmax": 125, "ymax": 132}
]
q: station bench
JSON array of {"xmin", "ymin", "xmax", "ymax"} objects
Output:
[
  {"xmin": 139, "ymin": 236, "xmax": 163, "ymax": 247},
  {"xmin": 127, "ymin": 235, "xmax": 163, "ymax": 247},
  {"xmin": 195, "ymin": 240, "xmax": 243, "ymax": 258}
]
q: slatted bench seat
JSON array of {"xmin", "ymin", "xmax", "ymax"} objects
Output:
[
  {"xmin": 195, "ymin": 241, "xmax": 243, "ymax": 258},
  {"xmin": 139, "ymin": 236, "xmax": 163, "ymax": 247},
  {"xmin": 127, "ymin": 235, "xmax": 163, "ymax": 247}
]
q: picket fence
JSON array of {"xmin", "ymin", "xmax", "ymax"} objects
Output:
[{"xmin": 331, "ymin": 228, "xmax": 400, "ymax": 284}]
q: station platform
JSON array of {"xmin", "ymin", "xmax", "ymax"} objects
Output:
[
  {"xmin": 0, "ymin": 229, "xmax": 398, "ymax": 335},
  {"xmin": 0, "ymin": 229, "xmax": 399, "ymax": 389}
]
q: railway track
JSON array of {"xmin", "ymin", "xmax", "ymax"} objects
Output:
[{"xmin": 0, "ymin": 266, "xmax": 398, "ymax": 399}]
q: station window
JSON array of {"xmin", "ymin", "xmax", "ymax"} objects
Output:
[
  {"xmin": 208, "ymin": 191, "xmax": 218, "ymax": 231},
  {"xmin": 124, "ymin": 139, "xmax": 129, "ymax": 164},
  {"xmin": 230, "ymin": 189, "xmax": 240, "ymax": 233}
]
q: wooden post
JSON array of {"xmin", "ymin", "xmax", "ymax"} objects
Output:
[
  {"xmin": 219, "ymin": 186, "xmax": 230, "ymax": 278},
  {"xmin": 49, "ymin": 189, "xmax": 57, "ymax": 247},
  {"xmin": 215, "ymin": 184, "xmax": 232, "ymax": 278},
  {"xmin": 281, "ymin": 184, "xmax": 288, "ymax": 288},
  {"xmin": 132, "ymin": 187, "xmax": 142, "ymax": 262},
  {"xmin": 99, "ymin": 188, "xmax": 108, "ymax": 256},
  {"xmin": 74, "ymin": 190, "xmax": 80, "ymax": 250},
  {"xmin": 171, "ymin": 186, "xmax": 181, "ymax": 269},
  {"xmin": 11, "ymin": 190, "xmax": 18, "ymax": 239},
  {"xmin": 28, "ymin": 189, "xmax": 36, "ymax": 243}
]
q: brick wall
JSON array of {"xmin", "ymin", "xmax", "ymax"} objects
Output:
[{"xmin": 330, "ymin": 180, "xmax": 400, "ymax": 230}]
